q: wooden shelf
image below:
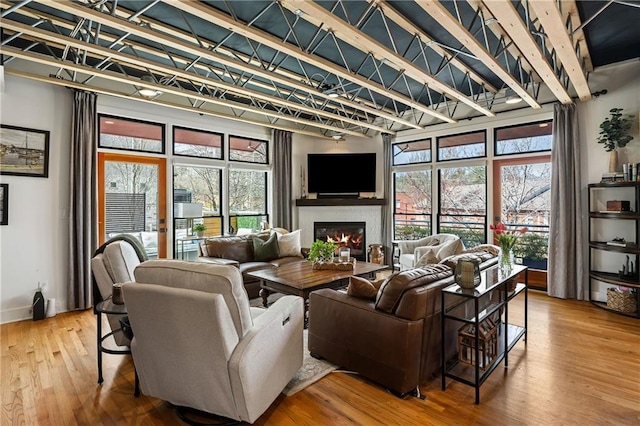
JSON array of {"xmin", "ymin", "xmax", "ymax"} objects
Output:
[
  {"xmin": 590, "ymin": 212, "xmax": 640, "ymax": 220},
  {"xmin": 589, "ymin": 241, "xmax": 640, "ymax": 254},
  {"xmin": 589, "ymin": 271, "xmax": 640, "ymax": 288},
  {"xmin": 589, "ymin": 182, "xmax": 640, "ymax": 188},
  {"xmin": 295, "ymin": 198, "xmax": 386, "ymax": 206}
]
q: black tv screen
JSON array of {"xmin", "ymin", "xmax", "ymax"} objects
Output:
[{"xmin": 307, "ymin": 153, "xmax": 376, "ymax": 195}]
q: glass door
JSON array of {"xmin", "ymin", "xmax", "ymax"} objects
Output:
[
  {"xmin": 493, "ymin": 156, "xmax": 551, "ymax": 289},
  {"xmin": 98, "ymin": 153, "xmax": 167, "ymax": 258}
]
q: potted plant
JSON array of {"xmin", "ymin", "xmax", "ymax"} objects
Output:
[
  {"xmin": 308, "ymin": 239, "xmax": 338, "ymax": 263},
  {"xmin": 597, "ymin": 108, "xmax": 633, "ymax": 172},
  {"xmin": 193, "ymin": 223, "xmax": 206, "ymax": 237}
]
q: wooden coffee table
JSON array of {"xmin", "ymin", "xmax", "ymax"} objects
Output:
[{"xmin": 247, "ymin": 260, "xmax": 387, "ymax": 318}]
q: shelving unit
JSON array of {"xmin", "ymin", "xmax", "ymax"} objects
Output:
[
  {"xmin": 588, "ymin": 182, "xmax": 640, "ymax": 318},
  {"xmin": 441, "ymin": 265, "xmax": 528, "ymax": 404}
]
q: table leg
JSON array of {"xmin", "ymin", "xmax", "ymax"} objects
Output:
[
  {"xmin": 259, "ymin": 287, "xmax": 270, "ymax": 308},
  {"xmin": 97, "ymin": 311, "xmax": 103, "ymax": 384}
]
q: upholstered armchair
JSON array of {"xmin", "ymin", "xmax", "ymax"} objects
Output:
[
  {"xmin": 122, "ymin": 260, "xmax": 304, "ymax": 424},
  {"xmin": 91, "ymin": 235, "xmax": 147, "ymax": 346},
  {"xmin": 397, "ymin": 233, "xmax": 464, "ymax": 270}
]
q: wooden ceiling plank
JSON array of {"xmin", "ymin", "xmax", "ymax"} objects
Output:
[
  {"xmin": 2, "ymin": 4, "xmax": 403, "ymax": 128},
  {"xmin": 162, "ymin": 0, "xmax": 456, "ymax": 123},
  {"xmin": 48, "ymin": 0, "xmax": 410, "ymax": 131},
  {"xmin": 370, "ymin": 0, "xmax": 498, "ymax": 93},
  {"xmin": 3, "ymin": 46, "xmax": 368, "ymax": 137},
  {"xmin": 466, "ymin": 0, "xmax": 540, "ymax": 84},
  {"xmin": 562, "ymin": 0, "xmax": 594, "ymax": 72},
  {"xmin": 481, "ymin": 0, "xmax": 573, "ymax": 104},
  {"xmin": 1, "ymin": 20, "xmax": 394, "ymax": 134},
  {"xmin": 280, "ymin": 0, "xmax": 494, "ymax": 117},
  {"xmin": 4, "ymin": 69, "xmax": 338, "ymax": 139},
  {"xmin": 529, "ymin": 0, "xmax": 592, "ymax": 101},
  {"xmin": 416, "ymin": 1, "xmax": 541, "ymax": 109}
]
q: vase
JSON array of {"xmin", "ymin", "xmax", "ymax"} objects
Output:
[
  {"xmin": 609, "ymin": 149, "xmax": 618, "ymax": 173},
  {"xmin": 499, "ymin": 247, "xmax": 514, "ymax": 276}
]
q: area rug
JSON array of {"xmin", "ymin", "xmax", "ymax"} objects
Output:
[{"xmin": 282, "ymin": 330, "xmax": 338, "ymax": 396}]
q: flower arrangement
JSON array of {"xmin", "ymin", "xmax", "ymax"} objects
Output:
[{"xmin": 490, "ymin": 222, "xmax": 528, "ymax": 252}]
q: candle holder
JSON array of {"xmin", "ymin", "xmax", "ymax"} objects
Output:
[{"xmin": 339, "ymin": 247, "xmax": 351, "ymax": 263}]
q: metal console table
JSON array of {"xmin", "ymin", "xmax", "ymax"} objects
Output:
[
  {"xmin": 95, "ymin": 297, "xmax": 130, "ymax": 384},
  {"xmin": 441, "ymin": 264, "xmax": 528, "ymax": 404}
]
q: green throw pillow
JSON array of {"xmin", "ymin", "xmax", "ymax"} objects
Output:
[{"xmin": 253, "ymin": 233, "xmax": 280, "ymax": 262}]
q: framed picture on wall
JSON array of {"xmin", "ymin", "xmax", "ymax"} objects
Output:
[
  {"xmin": 0, "ymin": 184, "xmax": 7, "ymax": 225},
  {"xmin": 0, "ymin": 124, "xmax": 50, "ymax": 178}
]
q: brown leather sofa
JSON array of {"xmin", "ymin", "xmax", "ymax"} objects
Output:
[
  {"xmin": 307, "ymin": 247, "xmax": 499, "ymax": 396},
  {"xmin": 197, "ymin": 231, "xmax": 305, "ymax": 298}
]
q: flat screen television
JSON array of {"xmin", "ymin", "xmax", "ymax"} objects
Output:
[{"xmin": 307, "ymin": 153, "xmax": 376, "ymax": 196}]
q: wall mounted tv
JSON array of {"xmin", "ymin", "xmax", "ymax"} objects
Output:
[{"xmin": 307, "ymin": 153, "xmax": 376, "ymax": 197}]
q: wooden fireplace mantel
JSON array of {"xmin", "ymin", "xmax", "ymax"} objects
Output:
[{"xmin": 295, "ymin": 198, "xmax": 386, "ymax": 207}]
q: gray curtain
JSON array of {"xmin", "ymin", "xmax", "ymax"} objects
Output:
[
  {"xmin": 273, "ymin": 129, "xmax": 292, "ymax": 230},
  {"xmin": 548, "ymin": 103, "xmax": 585, "ymax": 299},
  {"xmin": 68, "ymin": 90, "xmax": 97, "ymax": 310},
  {"xmin": 381, "ymin": 133, "xmax": 393, "ymax": 262}
]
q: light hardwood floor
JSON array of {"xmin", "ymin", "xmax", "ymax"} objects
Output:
[{"xmin": 2, "ymin": 290, "xmax": 639, "ymax": 425}]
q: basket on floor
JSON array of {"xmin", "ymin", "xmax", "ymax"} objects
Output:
[{"xmin": 606, "ymin": 288, "xmax": 637, "ymax": 313}]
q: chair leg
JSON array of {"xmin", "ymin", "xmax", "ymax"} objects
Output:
[
  {"xmin": 175, "ymin": 406, "xmax": 240, "ymax": 426},
  {"xmin": 134, "ymin": 369, "xmax": 140, "ymax": 397}
]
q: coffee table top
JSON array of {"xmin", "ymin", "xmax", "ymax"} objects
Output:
[{"xmin": 246, "ymin": 260, "xmax": 387, "ymax": 291}]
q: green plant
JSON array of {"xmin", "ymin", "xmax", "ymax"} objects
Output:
[
  {"xmin": 193, "ymin": 223, "xmax": 206, "ymax": 233},
  {"xmin": 597, "ymin": 108, "xmax": 633, "ymax": 152},
  {"xmin": 308, "ymin": 239, "xmax": 338, "ymax": 262}
]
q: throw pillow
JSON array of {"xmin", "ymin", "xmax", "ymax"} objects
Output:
[
  {"xmin": 415, "ymin": 248, "xmax": 439, "ymax": 267},
  {"xmin": 346, "ymin": 276, "xmax": 379, "ymax": 300},
  {"xmin": 274, "ymin": 229, "xmax": 302, "ymax": 257},
  {"xmin": 462, "ymin": 244, "xmax": 500, "ymax": 257},
  {"xmin": 252, "ymin": 233, "xmax": 280, "ymax": 262},
  {"xmin": 436, "ymin": 238, "xmax": 464, "ymax": 260}
]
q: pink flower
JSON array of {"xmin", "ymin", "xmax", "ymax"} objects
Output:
[{"xmin": 490, "ymin": 222, "xmax": 528, "ymax": 252}]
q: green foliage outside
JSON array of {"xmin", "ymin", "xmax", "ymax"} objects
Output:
[
  {"xmin": 395, "ymin": 225, "xmax": 430, "ymax": 240},
  {"xmin": 514, "ymin": 233, "xmax": 549, "ymax": 260},
  {"xmin": 236, "ymin": 216, "xmax": 262, "ymax": 230}
]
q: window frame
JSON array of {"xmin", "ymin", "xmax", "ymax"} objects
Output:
[
  {"xmin": 493, "ymin": 120, "xmax": 553, "ymax": 157},
  {"xmin": 436, "ymin": 129, "xmax": 487, "ymax": 162},
  {"xmin": 98, "ymin": 114, "xmax": 166, "ymax": 154},
  {"xmin": 172, "ymin": 125, "xmax": 224, "ymax": 160},
  {"xmin": 229, "ymin": 135, "xmax": 269, "ymax": 165}
]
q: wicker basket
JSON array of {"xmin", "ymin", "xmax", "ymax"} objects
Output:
[{"xmin": 606, "ymin": 288, "xmax": 637, "ymax": 313}]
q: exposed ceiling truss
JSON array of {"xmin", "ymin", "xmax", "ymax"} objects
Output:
[{"xmin": 0, "ymin": 0, "xmax": 614, "ymax": 139}]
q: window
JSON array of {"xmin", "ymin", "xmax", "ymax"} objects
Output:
[
  {"xmin": 173, "ymin": 164, "xmax": 223, "ymax": 238},
  {"xmin": 494, "ymin": 121, "xmax": 552, "ymax": 155},
  {"xmin": 393, "ymin": 139, "xmax": 431, "ymax": 166},
  {"xmin": 229, "ymin": 136, "xmax": 268, "ymax": 164},
  {"xmin": 173, "ymin": 126, "xmax": 223, "ymax": 159},
  {"xmin": 99, "ymin": 115, "xmax": 165, "ymax": 153},
  {"xmin": 438, "ymin": 165, "xmax": 486, "ymax": 247},
  {"xmin": 229, "ymin": 170, "xmax": 268, "ymax": 233},
  {"xmin": 437, "ymin": 130, "xmax": 486, "ymax": 161},
  {"xmin": 394, "ymin": 170, "xmax": 431, "ymax": 239}
]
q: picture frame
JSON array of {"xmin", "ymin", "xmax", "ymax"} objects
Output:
[
  {"xmin": 0, "ymin": 124, "xmax": 50, "ymax": 178},
  {"xmin": 0, "ymin": 183, "xmax": 7, "ymax": 225}
]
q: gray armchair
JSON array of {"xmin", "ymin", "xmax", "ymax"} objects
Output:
[
  {"xmin": 122, "ymin": 260, "xmax": 304, "ymax": 424},
  {"xmin": 397, "ymin": 233, "xmax": 464, "ymax": 270}
]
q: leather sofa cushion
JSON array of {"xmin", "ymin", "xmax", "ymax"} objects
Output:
[
  {"xmin": 201, "ymin": 233, "xmax": 269, "ymax": 263},
  {"xmin": 346, "ymin": 276, "xmax": 384, "ymax": 300},
  {"xmin": 375, "ymin": 264, "xmax": 453, "ymax": 314}
]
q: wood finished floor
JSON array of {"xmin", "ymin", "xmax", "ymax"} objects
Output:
[{"xmin": 2, "ymin": 290, "xmax": 639, "ymax": 425}]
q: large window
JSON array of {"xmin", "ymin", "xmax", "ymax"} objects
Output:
[
  {"xmin": 438, "ymin": 165, "xmax": 487, "ymax": 247},
  {"xmin": 394, "ymin": 170, "xmax": 432, "ymax": 239},
  {"xmin": 229, "ymin": 136, "xmax": 268, "ymax": 164},
  {"xmin": 229, "ymin": 169, "xmax": 268, "ymax": 233}
]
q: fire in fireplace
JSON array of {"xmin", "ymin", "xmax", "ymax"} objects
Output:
[{"xmin": 313, "ymin": 222, "xmax": 366, "ymax": 261}]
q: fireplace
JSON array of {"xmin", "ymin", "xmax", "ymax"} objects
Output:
[{"xmin": 313, "ymin": 222, "xmax": 366, "ymax": 261}]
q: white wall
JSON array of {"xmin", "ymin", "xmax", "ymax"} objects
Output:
[
  {"xmin": 577, "ymin": 60, "xmax": 640, "ymax": 301},
  {"xmin": 0, "ymin": 75, "xmax": 72, "ymax": 323}
]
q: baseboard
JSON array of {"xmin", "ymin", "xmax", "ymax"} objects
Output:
[{"xmin": 1, "ymin": 301, "xmax": 65, "ymax": 324}]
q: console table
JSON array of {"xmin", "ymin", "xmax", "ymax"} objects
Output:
[{"xmin": 441, "ymin": 264, "xmax": 528, "ymax": 404}]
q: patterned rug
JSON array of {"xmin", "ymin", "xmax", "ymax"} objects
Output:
[{"xmin": 282, "ymin": 330, "xmax": 338, "ymax": 396}]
